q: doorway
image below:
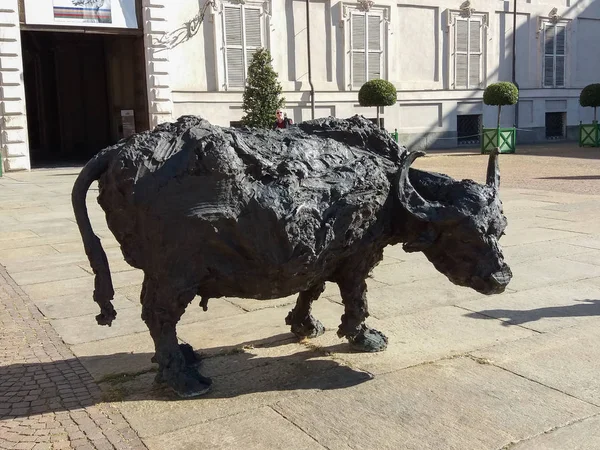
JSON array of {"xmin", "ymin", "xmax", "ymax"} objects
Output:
[{"xmin": 21, "ymin": 30, "xmax": 149, "ymax": 166}]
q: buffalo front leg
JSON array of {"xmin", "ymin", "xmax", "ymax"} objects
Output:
[
  {"xmin": 141, "ymin": 276, "xmax": 212, "ymax": 398},
  {"xmin": 285, "ymin": 282, "xmax": 326, "ymax": 339},
  {"xmin": 337, "ymin": 279, "xmax": 388, "ymax": 352}
]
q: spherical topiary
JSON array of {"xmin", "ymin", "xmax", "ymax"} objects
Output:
[
  {"xmin": 358, "ymin": 79, "xmax": 397, "ymax": 107},
  {"xmin": 580, "ymin": 84, "xmax": 600, "ymax": 108},
  {"xmin": 580, "ymin": 83, "xmax": 600, "ymax": 122},
  {"xmin": 483, "ymin": 82, "xmax": 519, "ymax": 107},
  {"xmin": 358, "ymin": 79, "xmax": 396, "ymax": 128}
]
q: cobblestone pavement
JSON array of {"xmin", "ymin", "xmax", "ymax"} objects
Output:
[{"xmin": 0, "ymin": 265, "xmax": 147, "ymax": 449}]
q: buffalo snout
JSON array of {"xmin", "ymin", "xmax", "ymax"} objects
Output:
[{"xmin": 472, "ymin": 263, "xmax": 512, "ymax": 295}]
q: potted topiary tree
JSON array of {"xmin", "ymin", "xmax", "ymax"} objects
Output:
[
  {"xmin": 358, "ymin": 79, "xmax": 397, "ymax": 129},
  {"xmin": 481, "ymin": 82, "xmax": 519, "ymax": 154},
  {"xmin": 579, "ymin": 83, "xmax": 600, "ymax": 147}
]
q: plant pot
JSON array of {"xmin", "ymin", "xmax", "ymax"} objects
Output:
[
  {"xmin": 579, "ymin": 122, "xmax": 600, "ymax": 147},
  {"xmin": 481, "ymin": 127, "xmax": 516, "ymax": 154}
]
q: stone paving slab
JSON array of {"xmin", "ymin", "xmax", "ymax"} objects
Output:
[
  {"xmin": 10, "ymin": 265, "xmax": 92, "ymax": 286},
  {"xmin": 36, "ymin": 293, "xmax": 137, "ymax": 320},
  {"xmin": 272, "ymin": 357, "xmax": 599, "ymax": 450},
  {"xmin": 23, "ymin": 270, "xmax": 144, "ymax": 302},
  {"xmin": 563, "ymin": 249, "xmax": 600, "ymax": 267},
  {"xmin": 459, "ymin": 279, "xmax": 600, "ymax": 332},
  {"xmin": 307, "ymin": 305, "xmax": 535, "ymax": 375},
  {"xmin": 500, "ymin": 257, "xmax": 600, "ymax": 292},
  {"xmin": 472, "ymin": 320, "xmax": 600, "ymax": 406},
  {"xmin": 178, "ymin": 299, "xmax": 345, "ymax": 357},
  {"xmin": 502, "ymin": 240, "xmax": 593, "ymax": 264},
  {"xmin": 51, "ymin": 297, "xmax": 245, "ymax": 346},
  {"xmin": 349, "ymin": 278, "xmax": 499, "ymax": 320},
  {"xmin": 500, "ymin": 227, "xmax": 584, "ymax": 248},
  {"xmin": 114, "ymin": 347, "xmax": 371, "ymax": 439},
  {"xmin": 143, "ymin": 406, "xmax": 326, "ymax": 450},
  {"xmin": 510, "ymin": 414, "xmax": 600, "ymax": 450}
]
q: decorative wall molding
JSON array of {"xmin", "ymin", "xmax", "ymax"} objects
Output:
[
  {"xmin": 445, "ymin": 8, "xmax": 488, "ymax": 33},
  {"xmin": 356, "ymin": 0, "xmax": 374, "ymax": 12},
  {"xmin": 458, "ymin": 1, "xmax": 475, "ymax": 18}
]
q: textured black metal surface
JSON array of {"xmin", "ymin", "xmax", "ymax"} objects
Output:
[{"xmin": 72, "ymin": 115, "xmax": 511, "ymax": 397}]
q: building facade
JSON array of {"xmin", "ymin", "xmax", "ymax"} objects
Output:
[{"xmin": 1, "ymin": 0, "xmax": 600, "ymax": 172}]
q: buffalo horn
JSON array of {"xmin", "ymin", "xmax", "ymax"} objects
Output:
[{"xmin": 397, "ymin": 151, "xmax": 457, "ymax": 223}]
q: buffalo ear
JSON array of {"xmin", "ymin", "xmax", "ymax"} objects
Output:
[{"xmin": 402, "ymin": 227, "xmax": 438, "ymax": 253}]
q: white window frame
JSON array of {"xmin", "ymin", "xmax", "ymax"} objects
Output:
[
  {"xmin": 213, "ymin": 0, "xmax": 271, "ymax": 91},
  {"xmin": 342, "ymin": 4, "xmax": 389, "ymax": 90},
  {"xmin": 448, "ymin": 10, "xmax": 487, "ymax": 90},
  {"xmin": 540, "ymin": 20, "xmax": 569, "ymax": 88}
]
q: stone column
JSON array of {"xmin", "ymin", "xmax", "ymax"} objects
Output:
[
  {"xmin": 142, "ymin": 0, "xmax": 174, "ymax": 129},
  {"xmin": 0, "ymin": 0, "xmax": 30, "ymax": 172}
]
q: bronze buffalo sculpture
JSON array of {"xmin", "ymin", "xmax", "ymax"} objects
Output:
[{"xmin": 72, "ymin": 115, "xmax": 512, "ymax": 397}]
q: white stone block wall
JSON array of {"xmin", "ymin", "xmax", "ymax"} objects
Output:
[
  {"xmin": 0, "ymin": 0, "xmax": 29, "ymax": 172},
  {"xmin": 142, "ymin": 0, "xmax": 174, "ymax": 129}
]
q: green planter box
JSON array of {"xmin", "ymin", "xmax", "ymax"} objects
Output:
[
  {"xmin": 579, "ymin": 122, "xmax": 600, "ymax": 147},
  {"xmin": 481, "ymin": 127, "xmax": 516, "ymax": 154}
]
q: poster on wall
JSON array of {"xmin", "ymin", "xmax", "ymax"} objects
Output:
[
  {"xmin": 23, "ymin": 0, "xmax": 138, "ymax": 29},
  {"xmin": 53, "ymin": 1, "xmax": 112, "ymax": 25}
]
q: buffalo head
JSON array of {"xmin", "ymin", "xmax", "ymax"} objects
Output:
[{"xmin": 397, "ymin": 149, "xmax": 512, "ymax": 295}]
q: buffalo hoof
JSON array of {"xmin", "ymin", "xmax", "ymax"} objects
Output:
[
  {"xmin": 163, "ymin": 366, "xmax": 212, "ymax": 398},
  {"xmin": 347, "ymin": 326, "xmax": 388, "ymax": 353},
  {"xmin": 179, "ymin": 343, "xmax": 201, "ymax": 367},
  {"xmin": 286, "ymin": 312, "xmax": 325, "ymax": 339}
]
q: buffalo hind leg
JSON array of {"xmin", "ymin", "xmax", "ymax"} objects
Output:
[
  {"xmin": 285, "ymin": 283, "xmax": 326, "ymax": 339},
  {"xmin": 337, "ymin": 279, "xmax": 388, "ymax": 352},
  {"xmin": 141, "ymin": 276, "xmax": 211, "ymax": 398}
]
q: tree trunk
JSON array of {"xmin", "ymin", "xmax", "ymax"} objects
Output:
[
  {"xmin": 376, "ymin": 107, "xmax": 381, "ymax": 128},
  {"xmin": 497, "ymin": 105, "xmax": 502, "ymax": 129},
  {"xmin": 594, "ymin": 107, "xmax": 597, "ymax": 123}
]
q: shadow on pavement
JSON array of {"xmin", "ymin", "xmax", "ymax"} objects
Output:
[
  {"xmin": 464, "ymin": 299, "xmax": 600, "ymax": 327},
  {"xmin": 0, "ymin": 333, "xmax": 372, "ymax": 419}
]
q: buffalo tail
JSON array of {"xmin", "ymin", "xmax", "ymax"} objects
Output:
[{"xmin": 71, "ymin": 148, "xmax": 117, "ymax": 326}]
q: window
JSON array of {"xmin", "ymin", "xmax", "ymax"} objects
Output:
[
  {"xmin": 543, "ymin": 23, "xmax": 566, "ymax": 88},
  {"xmin": 350, "ymin": 10, "xmax": 384, "ymax": 87},
  {"xmin": 223, "ymin": 4, "xmax": 263, "ymax": 89},
  {"xmin": 453, "ymin": 16, "xmax": 484, "ymax": 89},
  {"xmin": 457, "ymin": 114, "xmax": 482, "ymax": 146}
]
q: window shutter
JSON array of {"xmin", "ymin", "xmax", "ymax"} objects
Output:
[
  {"xmin": 555, "ymin": 25, "xmax": 566, "ymax": 87},
  {"xmin": 456, "ymin": 19, "xmax": 468, "ymax": 53},
  {"xmin": 544, "ymin": 24, "xmax": 555, "ymax": 56},
  {"xmin": 244, "ymin": 7, "xmax": 262, "ymax": 71},
  {"xmin": 455, "ymin": 19, "xmax": 468, "ymax": 88},
  {"xmin": 224, "ymin": 7, "xmax": 244, "ymax": 88},
  {"xmin": 367, "ymin": 14, "xmax": 382, "ymax": 80},
  {"xmin": 351, "ymin": 13, "xmax": 366, "ymax": 86},
  {"xmin": 469, "ymin": 20, "xmax": 482, "ymax": 87}
]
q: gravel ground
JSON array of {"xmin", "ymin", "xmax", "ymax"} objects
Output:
[{"xmin": 412, "ymin": 142, "xmax": 600, "ymax": 195}]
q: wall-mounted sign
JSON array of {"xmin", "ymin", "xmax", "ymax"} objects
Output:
[
  {"xmin": 121, "ymin": 110, "xmax": 136, "ymax": 138},
  {"xmin": 23, "ymin": 0, "xmax": 138, "ymax": 29}
]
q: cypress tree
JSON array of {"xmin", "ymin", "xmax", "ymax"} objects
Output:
[{"xmin": 242, "ymin": 48, "xmax": 285, "ymax": 128}]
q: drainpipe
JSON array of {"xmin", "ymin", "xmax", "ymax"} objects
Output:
[
  {"xmin": 306, "ymin": 0, "xmax": 315, "ymax": 119},
  {"xmin": 512, "ymin": 0, "xmax": 519, "ymax": 128}
]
